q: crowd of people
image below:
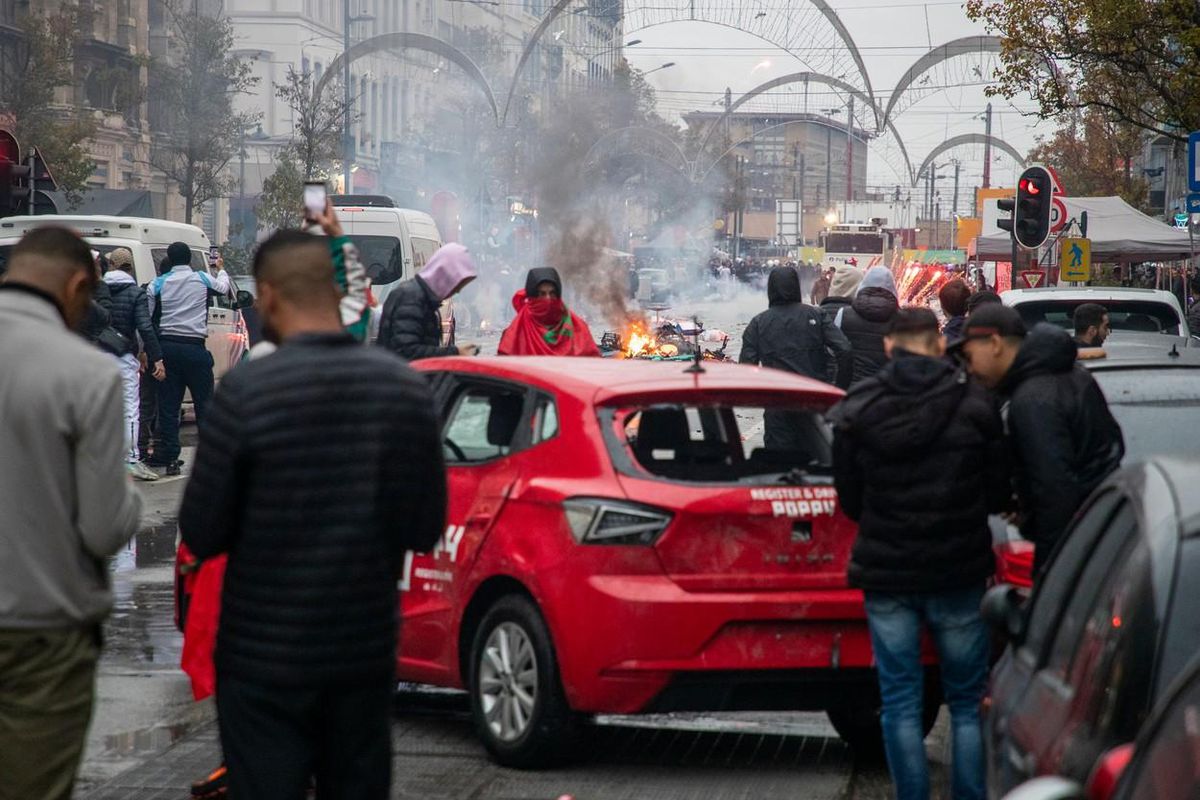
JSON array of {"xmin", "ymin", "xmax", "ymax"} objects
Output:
[
  {"xmin": 739, "ymin": 261, "xmax": 1125, "ymax": 800},
  {"xmin": 0, "ymin": 214, "xmax": 1130, "ymax": 800}
]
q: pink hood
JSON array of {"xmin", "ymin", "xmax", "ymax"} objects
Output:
[{"xmin": 418, "ymin": 243, "xmax": 477, "ymax": 302}]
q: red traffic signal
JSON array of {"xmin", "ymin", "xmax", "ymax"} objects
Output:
[
  {"xmin": 0, "ymin": 129, "xmax": 18, "ymax": 165},
  {"xmin": 1013, "ymin": 166, "xmax": 1054, "ymax": 249},
  {"xmin": 0, "ymin": 129, "xmax": 31, "ymax": 216}
]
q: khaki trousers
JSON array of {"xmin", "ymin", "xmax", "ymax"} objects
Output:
[{"xmin": 0, "ymin": 627, "xmax": 100, "ymax": 800}]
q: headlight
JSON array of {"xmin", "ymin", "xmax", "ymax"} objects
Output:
[{"xmin": 562, "ymin": 498, "xmax": 673, "ymax": 546}]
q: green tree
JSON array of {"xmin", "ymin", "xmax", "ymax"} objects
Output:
[
  {"xmin": 150, "ymin": 4, "xmax": 260, "ymax": 223},
  {"xmin": 0, "ymin": 8, "xmax": 97, "ymax": 198},
  {"xmin": 1026, "ymin": 110, "xmax": 1149, "ymax": 207},
  {"xmin": 255, "ymin": 150, "xmax": 304, "ymax": 232},
  {"xmin": 965, "ymin": 0, "xmax": 1200, "ymax": 141}
]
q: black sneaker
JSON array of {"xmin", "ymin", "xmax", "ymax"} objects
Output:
[{"xmin": 166, "ymin": 461, "xmax": 182, "ymax": 476}]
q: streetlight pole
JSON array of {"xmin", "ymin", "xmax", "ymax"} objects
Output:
[{"xmin": 343, "ymin": 0, "xmax": 352, "ymax": 194}]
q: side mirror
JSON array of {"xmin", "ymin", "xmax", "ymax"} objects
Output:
[
  {"xmin": 1000, "ymin": 776, "xmax": 1085, "ymax": 800},
  {"xmin": 233, "ymin": 290, "xmax": 254, "ymax": 310},
  {"xmin": 1084, "ymin": 743, "xmax": 1134, "ymax": 800},
  {"xmin": 981, "ymin": 584, "xmax": 1027, "ymax": 644}
]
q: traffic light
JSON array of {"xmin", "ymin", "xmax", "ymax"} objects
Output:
[
  {"xmin": 0, "ymin": 129, "xmax": 30, "ymax": 217},
  {"xmin": 1012, "ymin": 165, "xmax": 1054, "ymax": 249}
]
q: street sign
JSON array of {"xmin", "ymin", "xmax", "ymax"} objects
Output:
[
  {"xmin": 1019, "ymin": 270, "xmax": 1046, "ymax": 289},
  {"xmin": 1060, "ymin": 237, "xmax": 1091, "ymax": 282},
  {"xmin": 1049, "ymin": 197, "xmax": 1068, "ymax": 233},
  {"xmin": 1188, "ymin": 193, "xmax": 1200, "ymax": 214},
  {"xmin": 1189, "ymin": 131, "xmax": 1200, "ymax": 192}
]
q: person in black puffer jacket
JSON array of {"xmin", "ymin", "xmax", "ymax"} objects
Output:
[
  {"xmin": 839, "ymin": 265, "xmax": 900, "ymax": 386},
  {"xmin": 741, "ymin": 265, "xmax": 852, "ymax": 386},
  {"xmin": 958, "ymin": 305, "xmax": 1124, "ymax": 577},
  {"xmin": 103, "ymin": 248, "xmax": 164, "ymax": 481},
  {"xmin": 180, "ymin": 230, "xmax": 446, "ymax": 799},
  {"xmin": 829, "ymin": 308, "xmax": 1008, "ymax": 800},
  {"xmin": 378, "ymin": 242, "xmax": 478, "ymax": 360}
]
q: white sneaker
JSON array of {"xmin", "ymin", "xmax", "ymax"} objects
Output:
[{"xmin": 128, "ymin": 462, "xmax": 160, "ymax": 482}]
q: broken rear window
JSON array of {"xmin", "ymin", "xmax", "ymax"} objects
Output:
[{"xmin": 601, "ymin": 403, "xmax": 832, "ymax": 484}]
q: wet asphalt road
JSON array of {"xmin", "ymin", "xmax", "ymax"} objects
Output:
[{"xmin": 79, "ymin": 284, "xmax": 952, "ymax": 798}]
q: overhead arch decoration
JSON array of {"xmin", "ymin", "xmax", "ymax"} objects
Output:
[
  {"xmin": 913, "ymin": 133, "xmax": 1027, "ymax": 187},
  {"xmin": 314, "ymin": 32, "xmax": 499, "ymax": 124}
]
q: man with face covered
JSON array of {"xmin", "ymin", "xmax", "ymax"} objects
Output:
[
  {"xmin": 497, "ymin": 267, "xmax": 601, "ymax": 356},
  {"xmin": 0, "ymin": 226, "xmax": 142, "ymax": 799}
]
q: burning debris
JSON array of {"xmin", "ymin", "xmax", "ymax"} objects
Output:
[{"xmin": 600, "ymin": 319, "xmax": 730, "ymax": 361}]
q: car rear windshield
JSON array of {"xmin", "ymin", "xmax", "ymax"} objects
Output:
[
  {"xmin": 1014, "ymin": 300, "xmax": 1183, "ymax": 336},
  {"xmin": 1093, "ymin": 368, "xmax": 1200, "ymax": 461},
  {"xmin": 602, "ymin": 403, "xmax": 832, "ymax": 484}
]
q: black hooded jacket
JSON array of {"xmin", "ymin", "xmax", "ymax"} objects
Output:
[
  {"xmin": 839, "ymin": 287, "xmax": 900, "ymax": 386},
  {"xmin": 1001, "ymin": 323, "xmax": 1125, "ymax": 562},
  {"xmin": 740, "ymin": 266, "xmax": 852, "ymax": 385},
  {"xmin": 829, "ymin": 351, "xmax": 1009, "ymax": 593},
  {"xmin": 525, "ymin": 267, "xmax": 562, "ymax": 297},
  {"xmin": 377, "ymin": 277, "xmax": 456, "ymax": 361}
]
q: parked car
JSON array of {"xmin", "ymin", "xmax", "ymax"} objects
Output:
[
  {"xmin": 1000, "ymin": 654, "xmax": 1200, "ymax": 800},
  {"xmin": 0, "ymin": 214, "xmax": 250, "ymax": 377},
  {"xmin": 1001, "ymin": 287, "xmax": 1190, "ymax": 339},
  {"xmin": 398, "ymin": 356, "xmax": 939, "ymax": 766},
  {"xmin": 993, "ymin": 337, "xmax": 1200, "ymax": 586},
  {"xmin": 982, "ymin": 457, "xmax": 1200, "ymax": 797}
]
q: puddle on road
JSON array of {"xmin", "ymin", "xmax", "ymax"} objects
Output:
[
  {"xmin": 102, "ymin": 723, "xmax": 192, "ymax": 757},
  {"xmin": 104, "ymin": 523, "xmax": 183, "ymax": 666}
]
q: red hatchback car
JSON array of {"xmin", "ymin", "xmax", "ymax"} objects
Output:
[{"xmin": 399, "ymin": 356, "xmax": 940, "ymax": 766}]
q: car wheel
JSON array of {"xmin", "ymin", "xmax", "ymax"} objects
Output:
[
  {"xmin": 468, "ymin": 594, "xmax": 579, "ymax": 768},
  {"xmin": 826, "ymin": 682, "xmax": 941, "ymax": 757}
]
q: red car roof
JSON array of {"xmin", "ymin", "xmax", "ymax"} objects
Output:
[{"xmin": 413, "ymin": 356, "xmax": 844, "ymax": 405}]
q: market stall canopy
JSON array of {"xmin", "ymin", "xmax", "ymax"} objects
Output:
[{"xmin": 976, "ymin": 196, "xmax": 1194, "ymax": 263}]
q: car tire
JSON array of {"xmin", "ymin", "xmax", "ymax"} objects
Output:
[
  {"xmin": 468, "ymin": 594, "xmax": 580, "ymax": 768},
  {"xmin": 826, "ymin": 682, "xmax": 941, "ymax": 758}
]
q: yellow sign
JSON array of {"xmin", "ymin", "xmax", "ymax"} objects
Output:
[{"xmin": 1060, "ymin": 237, "xmax": 1091, "ymax": 282}]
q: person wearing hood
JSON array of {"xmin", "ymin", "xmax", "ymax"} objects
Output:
[
  {"xmin": 839, "ymin": 265, "xmax": 900, "ymax": 386},
  {"xmin": 819, "ymin": 264, "xmax": 865, "ymax": 325},
  {"xmin": 104, "ymin": 248, "xmax": 164, "ymax": 481},
  {"xmin": 379, "ymin": 242, "xmax": 478, "ymax": 360},
  {"xmin": 742, "ymin": 263, "xmax": 852, "ymax": 388},
  {"xmin": 829, "ymin": 308, "xmax": 1009, "ymax": 800},
  {"xmin": 497, "ymin": 267, "xmax": 601, "ymax": 356},
  {"xmin": 809, "ymin": 264, "xmax": 834, "ymax": 305},
  {"xmin": 958, "ymin": 305, "xmax": 1124, "ymax": 577}
]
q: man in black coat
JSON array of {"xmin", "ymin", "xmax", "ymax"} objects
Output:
[
  {"xmin": 741, "ymin": 265, "xmax": 852, "ymax": 449},
  {"xmin": 180, "ymin": 230, "xmax": 447, "ymax": 800},
  {"xmin": 829, "ymin": 308, "xmax": 1008, "ymax": 800},
  {"xmin": 378, "ymin": 242, "xmax": 478, "ymax": 360},
  {"xmin": 958, "ymin": 304, "xmax": 1124, "ymax": 576}
]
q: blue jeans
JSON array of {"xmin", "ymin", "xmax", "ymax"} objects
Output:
[
  {"xmin": 864, "ymin": 584, "xmax": 989, "ymax": 800},
  {"xmin": 157, "ymin": 340, "xmax": 214, "ymax": 463}
]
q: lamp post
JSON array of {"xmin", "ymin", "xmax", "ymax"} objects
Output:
[
  {"xmin": 642, "ymin": 62, "xmax": 676, "ymax": 76},
  {"xmin": 586, "ymin": 39, "xmax": 640, "ymax": 85},
  {"xmin": 343, "ymin": 1, "xmax": 375, "ymax": 194}
]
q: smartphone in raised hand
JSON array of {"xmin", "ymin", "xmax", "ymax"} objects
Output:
[{"xmin": 304, "ymin": 181, "xmax": 328, "ymax": 221}]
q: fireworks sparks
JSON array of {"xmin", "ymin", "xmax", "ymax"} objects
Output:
[{"xmin": 891, "ymin": 254, "xmax": 950, "ymax": 308}]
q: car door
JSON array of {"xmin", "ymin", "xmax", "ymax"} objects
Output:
[
  {"xmin": 397, "ymin": 373, "xmax": 529, "ymax": 683},
  {"xmin": 1001, "ymin": 498, "xmax": 1140, "ymax": 785},
  {"xmin": 989, "ymin": 489, "xmax": 1125, "ymax": 790}
]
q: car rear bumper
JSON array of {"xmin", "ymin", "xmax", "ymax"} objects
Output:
[{"xmin": 550, "ymin": 574, "xmax": 894, "ymax": 714}]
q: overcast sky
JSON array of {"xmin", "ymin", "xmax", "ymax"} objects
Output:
[{"xmin": 624, "ymin": 0, "xmax": 1045, "ymax": 200}]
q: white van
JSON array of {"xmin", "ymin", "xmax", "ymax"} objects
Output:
[
  {"xmin": 329, "ymin": 196, "xmax": 452, "ymax": 343},
  {"xmin": 0, "ymin": 215, "xmax": 249, "ymax": 377}
]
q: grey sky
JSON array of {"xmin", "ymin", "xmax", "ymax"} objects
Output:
[{"xmin": 624, "ymin": 0, "xmax": 1045, "ymax": 200}]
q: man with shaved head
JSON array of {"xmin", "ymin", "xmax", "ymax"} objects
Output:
[
  {"xmin": 0, "ymin": 225, "xmax": 143, "ymax": 798},
  {"xmin": 180, "ymin": 210, "xmax": 447, "ymax": 800}
]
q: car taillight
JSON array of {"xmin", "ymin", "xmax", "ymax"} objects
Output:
[{"xmin": 562, "ymin": 498, "xmax": 672, "ymax": 546}]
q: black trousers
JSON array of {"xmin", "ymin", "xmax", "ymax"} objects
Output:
[{"xmin": 216, "ymin": 675, "xmax": 392, "ymax": 800}]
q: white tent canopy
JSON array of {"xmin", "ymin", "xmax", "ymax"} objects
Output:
[{"xmin": 976, "ymin": 196, "xmax": 1195, "ymax": 263}]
